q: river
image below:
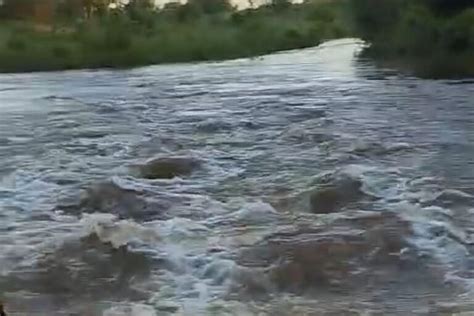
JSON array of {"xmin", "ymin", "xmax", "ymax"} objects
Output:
[{"xmin": 1, "ymin": 39, "xmax": 474, "ymax": 315}]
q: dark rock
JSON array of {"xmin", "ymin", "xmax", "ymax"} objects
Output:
[
  {"xmin": 237, "ymin": 212, "xmax": 416, "ymax": 294},
  {"xmin": 310, "ymin": 177, "xmax": 365, "ymax": 213},
  {"xmin": 138, "ymin": 157, "xmax": 200, "ymax": 179},
  {"xmin": 0, "ymin": 303, "xmax": 6, "ymax": 316},
  {"xmin": 62, "ymin": 181, "xmax": 167, "ymax": 221},
  {"xmin": 283, "ymin": 128, "xmax": 332, "ymax": 143},
  {"xmin": 240, "ymin": 120, "xmax": 260, "ymax": 130},
  {"xmin": 196, "ymin": 120, "xmax": 232, "ymax": 133},
  {"xmin": 80, "ymin": 182, "xmax": 145, "ymax": 216},
  {"xmin": 0, "ymin": 235, "xmax": 153, "ymax": 302},
  {"xmin": 156, "ymin": 305, "xmax": 180, "ymax": 313}
]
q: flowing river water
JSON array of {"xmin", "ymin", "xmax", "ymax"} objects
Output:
[{"xmin": 1, "ymin": 39, "xmax": 474, "ymax": 315}]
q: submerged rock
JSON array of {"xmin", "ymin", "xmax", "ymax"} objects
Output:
[
  {"xmin": 60, "ymin": 181, "xmax": 167, "ymax": 221},
  {"xmin": 0, "ymin": 303, "xmax": 5, "ymax": 316},
  {"xmin": 0, "ymin": 234, "xmax": 153, "ymax": 304},
  {"xmin": 138, "ymin": 157, "xmax": 200, "ymax": 179},
  {"xmin": 428, "ymin": 189, "xmax": 473, "ymax": 208},
  {"xmin": 309, "ymin": 177, "xmax": 365, "ymax": 214},
  {"xmin": 80, "ymin": 182, "xmax": 147, "ymax": 218},
  {"xmin": 349, "ymin": 140, "xmax": 412, "ymax": 157},
  {"xmin": 283, "ymin": 127, "xmax": 332, "ymax": 143},
  {"xmin": 103, "ymin": 304, "xmax": 158, "ymax": 316},
  {"xmin": 237, "ymin": 212, "xmax": 419, "ymax": 294},
  {"xmin": 196, "ymin": 120, "xmax": 233, "ymax": 133}
]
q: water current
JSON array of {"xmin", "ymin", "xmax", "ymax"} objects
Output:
[{"xmin": 1, "ymin": 39, "xmax": 474, "ymax": 315}]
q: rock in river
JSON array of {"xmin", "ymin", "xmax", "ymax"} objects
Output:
[
  {"xmin": 236, "ymin": 211, "xmax": 424, "ymax": 295},
  {"xmin": 138, "ymin": 156, "xmax": 201, "ymax": 179},
  {"xmin": 60, "ymin": 181, "xmax": 168, "ymax": 221},
  {"xmin": 309, "ymin": 177, "xmax": 366, "ymax": 214}
]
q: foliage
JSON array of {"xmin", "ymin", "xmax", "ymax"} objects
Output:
[
  {"xmin": 350, "ymin": 0, "xmax": 474, "ymax": 77},
  {"xmin": 0, "ymin": 0, "xmax": 349, "ymax": 73},
  {"xmin": 426, "ymin": 0, "xmax": 473, "ymax": 15},
  {"xmin": 187, "ymin": 0, "xmax": 234, "ymax": 15}
]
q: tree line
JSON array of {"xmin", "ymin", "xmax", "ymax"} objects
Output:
[
  {"xmin": 0, "ymin": 0, "xmax": 348, "ymax": 72},
  {"xmin": 0, "ymin": 0, "xmax": 245, "ymax": 23},
  {"xmin": 0, "ymin": 0, "xmax": 161, "ymax": 22},
  {"xmin": 350, "ymin": 0, "xmax": 474, "ymax": 77}
]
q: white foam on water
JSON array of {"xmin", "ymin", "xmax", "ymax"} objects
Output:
[
  {"xmin": 80, "ymin": 213, "xmax": 160, "ymax": 248},
  {"xmin": 232, "ymin": 201, "xmax": 279, "ymax": 224},
  {"xmin": 103, "ymin": 303, "xmax": 157, "ymax": 316},
  {"xmin": 322, "ymin": 164, "xmax": 474, "ymax": 297},
  {"xmin": 394, "ymin": 200, "xmax": 474, "ymax": 295},
  {"xmin": 436, "ymin": 189, "xmax": 474, "ymax": 201},
  {"xmin": 0, "ymin": 169, "xmax": 61, "ymax": 210},
  {"xmin": 153, "ymin": 217, "xmax": 209, "ymax": 242},
  {"xmin": 386, "ymin": 142, "xmax": 412, "ymax": 151}
]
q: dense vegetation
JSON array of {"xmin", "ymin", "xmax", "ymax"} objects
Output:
[
  {"xmin": 350, "ymin": 0, "xmax": 474, "ymax": 78},
  {"xmin": 1, "ymin": 0, "xmax": 473, "ymax": 78},
  {"xmin": 0, "ymin": 0, "xmax": 349, "ymax": 72}
]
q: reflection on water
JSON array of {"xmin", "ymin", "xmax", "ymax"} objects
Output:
[{"xmin": 1, "ymin": 39, "xmax": 474, "ymax": 315}]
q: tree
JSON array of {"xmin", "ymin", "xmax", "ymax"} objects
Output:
[
  {"xmin": 56, "ymin": 0, "xmax": 85, "ymax": 20},
  {"xmin": 186, "ymin": 0, "xmax": 233, "ymax": 15},
  {"xmin": 125, "ymin": 0, "xmax": 154, "ymax": 16},
  {"xmin": 271, "ymin": 0, "xmax": 291, "ymax": 12},
  {"xmin": 125, "ymin": 0, "xmax": 155, "ymax": 24},
  {"xmin": 83, "ymin": 0, "xmax": 114, "ymax": 18},
  {"xmin": 1, "ymin": 0, "xmax": 33, "ymax": 19},
  {"xmin": 32, "ymin": 0, "xmax": 56, "ymax": 25},
  {"xmin": 426, "ymin": 0, "xmax": 473, "ymax": 15},
  {"xmin": 1, "ymin": 0, "xmax": 55, "ymax": 23},
  {"xmin": 349, "ymin": 0, "xmax": 407, "ymax": 40}
]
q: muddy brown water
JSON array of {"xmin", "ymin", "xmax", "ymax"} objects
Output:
[{"xmin": 1, "ymin": 39, "xmax": 474, "ymax": 315}]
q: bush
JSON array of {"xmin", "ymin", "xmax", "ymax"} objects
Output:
[
  {"xmin": 0, "ymin": 0, "xmax": 343, "ymax": 73},
  {"xmin": 350, "ymin": 0, "xmax": 474, "ymax": 77},
  {"xmin": 7, "ymin": 35, "xmax": 27, "ymax": 51},
  {"xmin": 104, "ymin": 29, "xmax": 132, "ymax": 50},
  {"xmin": 272, "ymin": 0, "xmax": 291, "ymax": 12},
  {"xmin": 187, "ymin": 0, "xmax": 234, "ymax": 15},
  {"xmin": 52, "ymin": 45, "xmax": 71, "ymax": 58}
]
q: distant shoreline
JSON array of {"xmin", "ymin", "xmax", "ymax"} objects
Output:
[
  {"xmin": 0, "ymin": 1, "xmax": 349, "ymax": 74},
  {"xmin": 2, "ymin": 0, "xmax": 473, "ymax": 79},
  {"xmin": 351, "ymin": 0, "xmax": 474, "ymax": 79}
]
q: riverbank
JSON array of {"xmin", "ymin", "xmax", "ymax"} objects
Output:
[
  {"xmin": 3, "ymin": 0, "xmax": 473, "ymax": 78},
  {"xmin": 361, "ymin": 49, "xmax": 474, "ymax": 79},
  {"xmin": 351, "ymin": 0, "xmax": 474, "ymax": 78},
  {"xmin": 0, "ymin": 1, "xmax": 349, "ymax": 73}
]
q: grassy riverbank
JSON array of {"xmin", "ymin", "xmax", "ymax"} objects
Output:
[
  {"xmin": 350, "ymin": 0, "xmax": 474, "ymax": 78},
  {"xmin": 3, "ymin": 0, "xmax": 472, "ymax": 78},
  {"xmin": 0, "ymin": 0, "xmax": 349, "ymax": 73}
]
